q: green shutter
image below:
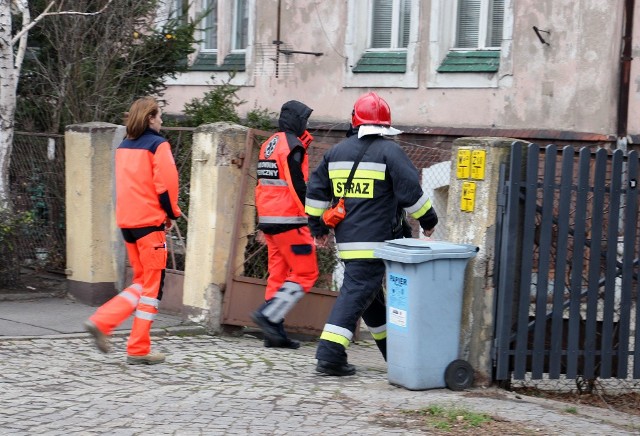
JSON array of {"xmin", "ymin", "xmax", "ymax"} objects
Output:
[
  {"xmin": 190, "ymin": 53, "xmax": 218, "ymax": 71},
  {"xmin": 190, "ymin": 53, "xmax": 245, "ymax": 72},
  {"xmin": 221, "ymin": 52, "xmax": 246, "ymax": 71},
  {"xmin": 437, "ymin": 50, "xmax": 500, "ymax": 73},
  {"xmin": 352, "ymin": 51, "xmax": 407, "ymax": 73}
]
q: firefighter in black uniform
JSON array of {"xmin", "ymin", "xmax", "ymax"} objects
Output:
[{"xmin": 305, "ymin": 92, "xmax": 438, "ymax": 376}]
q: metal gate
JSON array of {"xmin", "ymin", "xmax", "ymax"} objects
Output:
[
  {"xmin": 494, "ymin": 142, "xmax": 640, "ymax": 381},
  {"xmin": 220, "ymin": 129, "xmax": 340, "ymax": 336}
]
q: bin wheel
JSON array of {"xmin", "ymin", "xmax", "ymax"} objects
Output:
[{"xmin": 445, "ymin": 359, "xmax": 474, "ymax": 391}]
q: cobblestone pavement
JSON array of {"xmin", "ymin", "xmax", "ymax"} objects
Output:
[{"xmin": 1, "ymin": 333, "xmax": 639, "ymax": 435}]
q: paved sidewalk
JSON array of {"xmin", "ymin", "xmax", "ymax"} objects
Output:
[
  {"xmin": 0, "ymin": 295, "xmax": 203, "ymax": 338},
  {"xmin": 1, "ymin": 296, "xmax": 639, "ymax": 435}
]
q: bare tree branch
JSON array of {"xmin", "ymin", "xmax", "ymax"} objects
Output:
[
  {"xmin": 10, "ymin": 0, "xmax": 114, "ymax": 46},
  {"xmin": 13, "ymin": 0, "xmax": 32, "ymax": 72}
]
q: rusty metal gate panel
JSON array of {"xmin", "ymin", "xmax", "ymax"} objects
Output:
[
  {"xmin": 221, "ymin": 129, "xmax": 340, "ymax": 336},
  {"xmin": 494, "ymin": 142, "xmax": 640, "ymax": 381}
]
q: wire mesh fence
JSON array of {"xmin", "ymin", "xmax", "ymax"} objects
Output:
[
  {"xmin": 397, "ymin": 134, "xmax": 453, "ymax": 240},
  {"xmin": 6, "ymin": 132, "xmax": 66, "ymax": 276},
  {"xmin": 162, "ymin": 127, "xmax": 194, "ymax": 271},
  {"xmin": 3, "ymin": 128, "xmax": 193, "ymax": 287}
]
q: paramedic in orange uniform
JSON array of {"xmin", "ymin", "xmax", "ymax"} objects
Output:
[
  {"xmin": 84, "ymin": 96, "xmax": 181, "ymax": 365},
  {"xmin": 251, "ymin": 100, "xmax": 319, "ymax": 348}
]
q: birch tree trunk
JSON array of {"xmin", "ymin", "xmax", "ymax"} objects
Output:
[{"xmin": 0, "ymin": 1, "xmax": 21, "ymax": 211}]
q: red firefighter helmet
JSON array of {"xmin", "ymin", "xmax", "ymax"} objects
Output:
[{"xmin": 351, "ymin": 92, "xmax": 392, "ymax": 127}]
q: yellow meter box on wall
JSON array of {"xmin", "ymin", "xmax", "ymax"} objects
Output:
[
  {"xmin": 461, "ymin": 181, "xmax": 476, "ymax": 212},
  {"xmin": 456, "ymin": 149, "xmax": 470, "ymax": 179},
  {"xmin": 471, "ymin": 150, "xmax": 486, "ymax": 180}
]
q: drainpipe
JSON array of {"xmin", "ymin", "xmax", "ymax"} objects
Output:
[{"xmin": 616, "ymin": 0, "xmax": 635, "ymax": 150}]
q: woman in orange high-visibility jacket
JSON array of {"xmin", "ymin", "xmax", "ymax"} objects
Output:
[
  {"xmin": 251, "ymin": 100, "xmax": 319, "ymax": 349},
  {"xmin": 84, "ymin": 96, "xmax": 181, "ymax": 365}
]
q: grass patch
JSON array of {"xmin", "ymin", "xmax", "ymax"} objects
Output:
[{"xmin": 404, "ymin": 404, "xmax": 493, "ymax": 431}]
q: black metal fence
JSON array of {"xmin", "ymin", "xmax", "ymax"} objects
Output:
[{"xmin": 495, "ymin": 142, "xmax": 640, "ymax": 382}]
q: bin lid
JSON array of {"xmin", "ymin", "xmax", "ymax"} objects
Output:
[{"xmin": 373, "ymin": 238, "xmax": 479, "ymax": 264}]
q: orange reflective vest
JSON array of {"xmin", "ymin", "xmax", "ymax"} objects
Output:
[{"xmin": 255, "ymin": 132, "xmax": 309, "ymax": 226}]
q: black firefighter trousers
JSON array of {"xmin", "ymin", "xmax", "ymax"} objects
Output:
[{"xmin": 315, "ymin": 259, "xmax": 387, "ymax": 365}]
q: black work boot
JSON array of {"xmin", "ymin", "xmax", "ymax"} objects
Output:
[
  {"xmin": 264, "ymin": 321, "xmax": 300, "ymax": 349},
  {"xmin": 264, "ymin": 337, "xmax": 300, "ymax": 349},
  {"xmin": 316, "ymin": 360, "xmax": 356, "ymax": 376},
  {"xmin": 251, "ymin": 301, "xmax": 289, "ymax": 345}
]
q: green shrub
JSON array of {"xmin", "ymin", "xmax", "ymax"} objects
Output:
[
  {"xmin": 183, "ymin": 76, "xmax": 242, "ymax": 126},
  {"xmin": 0, "ymin": 211, "xmax": 31, "ymax": 288},
  {"xmin": 182, "ymin": 75, "xmax": 276, "ymax": 130},
  {"xmin": 244, "ymin": 107, "xmax": 276, "ymax": 131}
]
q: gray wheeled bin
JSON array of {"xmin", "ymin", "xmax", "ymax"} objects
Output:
[{"xmin": 374, "ymin": 239, "xmax": 478, "ymax": 391}]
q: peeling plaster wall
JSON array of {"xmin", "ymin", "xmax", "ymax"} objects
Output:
[{"xmin": 164, "ymin": 0, "xmax": 633, "ymax": 137}]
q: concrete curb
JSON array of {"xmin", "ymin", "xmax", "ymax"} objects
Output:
[
  {"xmin": 1, "ymin": 325, "xmax": 209, "ymax": 341},
  {"xmin": 0, "ymin": 291, "xmax": 66, "ymax": 301}
]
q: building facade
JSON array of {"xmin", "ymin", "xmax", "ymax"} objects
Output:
[{"xmin": 161, "ymin": 0, "xmax": 638, "ymax": 148}]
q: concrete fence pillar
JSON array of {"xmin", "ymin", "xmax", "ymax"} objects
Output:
[
  {"xmin": 181, "ymin": 122, "xmax": 248, "ymax": 332},
  {"xmin": 445, "ymin": 137, "xmax": 517, "ymax": 386},
  {"xmin": 64, "ymin": 122, "xmax": 125, "ymax": 305}
]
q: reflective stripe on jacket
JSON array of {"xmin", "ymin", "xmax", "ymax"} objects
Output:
[
  {"xmin": 305, "ymin": 134, "xmax": 435, "ymax": 259},
  {"xmin": 115, "ymin": 129, "xmax": 181, "ymax": 228}
]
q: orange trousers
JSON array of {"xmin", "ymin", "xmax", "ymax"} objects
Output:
[
  {"xmin": 89, "ymin": 229, "xmax": 167, "ymax": 356},
  {"xmin": 264, "ymin": 226, "xmax": 319, "ymax": 300}
]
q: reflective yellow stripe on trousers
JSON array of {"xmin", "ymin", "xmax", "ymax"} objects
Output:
[{"xmin": 320, "ymin": 323, "xmax": 353, "ymax": 348}]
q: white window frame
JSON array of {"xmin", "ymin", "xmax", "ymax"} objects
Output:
[
  {"xmin": 428, "ymin": 0, "xmax": 513, "ymax": 89},
  {"xmin": 368, "ymin": 0, "xmax": 410, "ymax": 50},
  {"xmin": 201, "ymin": 0, "xmax": 218, "ymax": 53},
  {"xmin": 344, "ymin": 0, "xmax": 420, "ymax": 88},
  {"xmin": 231, "ymin": 0, "xmax": 248, "ymax": 52},
  {"xmin": 455, "ymin": 0, "xmax": 503, "ymax": 50},
  {"xmin": 164, "ymin": 0, "xmax": 255, "ymax": 87},
  {"xmin": 167, "ymin": 0, "xmax": 184, "ymax": 21}
]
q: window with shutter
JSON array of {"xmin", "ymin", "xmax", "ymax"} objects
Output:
[
  {"xmin": 344, "ymin": 0, "xmax": 419, "ymax": 87},
  {"xmin": 455, "ymin": 0, "xmax": 503, "ymax": 49},
  {"xmin": 369, "ymin": 0, "xmax": 410, "ymax": 49},
  {"xmin": 428, "ymin": 0, "xmax": 511, "ymax": 88},
  {"xmin": 353, "ymin": 0, "xmax": 412, "ymax": 74},
  {"xmin": 436, "ymin": 0, "xmax": 505, "ymax": 75},
  {"xmin": 189, "ymin": 0, "xmax": 250, "ymax": 73}
]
